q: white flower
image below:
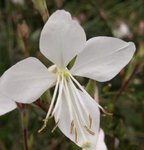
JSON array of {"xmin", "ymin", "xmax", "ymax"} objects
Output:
[{"xmin": 0, "ymin": 10, "xmax": 135, "ymax": 149}]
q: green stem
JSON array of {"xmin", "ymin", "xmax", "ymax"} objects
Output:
[
  {"xmin": 32, "ymin": 0, "xmax": 49, "ymax": 23},
  {"xmin": 18, "ymin": 104, "xmax": 29, "ymax": 150}
]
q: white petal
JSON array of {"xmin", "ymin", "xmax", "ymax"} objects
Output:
[
  {"xmin": 40, "ymin": 10, "xmax": 86, "ymax": 68},
  {"xmin": 0, "ymin": 93, "xmax": 16, "ymax": 116},
  {"xmin": 96, "ymin": 129, "xmax": 108, "ymax": 150},
  {"xmin": 0, "ymin": 57, "xmax": 56, "ymax": 103},
  {"xmin": 54, "ymin": 78, "xmax": 100, "ymax": 149},
  {"xmin": 71, "ymin": 37, "xmax": 136, "ymax": 81}
]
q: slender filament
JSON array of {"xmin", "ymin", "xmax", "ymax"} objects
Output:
[{"xmin": 38, "ymin": 75, "xmax": 60, "ymax": 133}]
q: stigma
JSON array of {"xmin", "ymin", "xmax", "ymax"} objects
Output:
[{"xmin": 82, "ymin": 141, "xmax": 92, "ymax": 149}]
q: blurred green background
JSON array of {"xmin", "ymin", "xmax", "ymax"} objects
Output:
[{"xmin": 0, "ymin": 0, "xmax": 144, "ymax": 150}]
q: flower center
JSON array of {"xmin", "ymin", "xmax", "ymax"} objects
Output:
[
  {"xmin": 48, "ymin": 65, "xmax": 70, "ymax": 79},
  {"xmin": 57, "ymin": 68, "xmax": 70, "ymax": 79}
]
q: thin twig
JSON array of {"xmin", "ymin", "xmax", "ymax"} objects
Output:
[
  {"xmin": 23, "ymin": 128, "xmax": 29, "ymax": 150},
  {"xmin": 17, "ymin": 104, "xmax": 29, "ymax": 150},
  {"xmin": 115, "ymin": 63, "xmax": 140, "ymax": 101}
]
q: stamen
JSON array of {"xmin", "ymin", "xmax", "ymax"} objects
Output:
[
  {"xmin": 89, "ymin": 114, "xmax": 92, "ymax": 129},
  {"xmin": 51, "ymin": 120, "xmax": 59, "ymax": 133},
  {"xmin": 69, "ymin": 78, "xmax": 95, "ymax": 135},
  {"xmin": 38, "ymin": 75, "xmax": 60, "ymax": 132},
  {"xmin": 64, "ymin": 79, "xmax": 87, "ymax": 141},
  {"xmin": 51, "ymin": 76, "xmax": 64, "ymax": 117},
  {"xmin": 101, "ymin": 109, "xmax": 113, "ymax": 116},
  {"xmin": 69, "ymin": 74, "xmax": 111, "ymax": 115},
  {"xmin": 69, "ymin": 83, "xmax": 87, "ymax": 124},
  {"xmin": 70, "ymin": 120, "xmax": 74, "ymax": 134},
  {"xmin": 75, "ymin": 127, "xmax": 78, "ymax": 143},
  {"xmin": 38, "ymin": 119, "xmax": 48, "ymax": 133},
  {"xmin": 69, "ymin": 79, "xmax": 89, "ymax": 122},
  {"xmin": 63, "ymin": 79, "xmax": 74, "ymax": 124},
  {"xmin": 63, "ymin": 79, "xmax": 86, "ymax": 142},
  {"xmin": 47, "ymin": 115, "xmax": 53, "ymax": 120},
  {"xmin": 84, "ymin": 126, "xmax": 95, "ymax": 135}
]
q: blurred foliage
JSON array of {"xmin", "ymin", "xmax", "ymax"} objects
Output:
[{"xmin": 0, "ymin": 0, "xmax": 144, "ymax": 150}]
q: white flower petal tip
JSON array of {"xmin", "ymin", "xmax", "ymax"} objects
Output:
[
  {"xmin": 40, "ymin": 10, "xmax": 86, "ymax": 68},
  {"xmin": 96, "ymin": 129, "xmax": 108, "ymax": 150},
  {"xmin": 71, "ymin": 37, "xmax": 136, "ymax": 82},
  {"xmin": 0, "ymin": 57, "xmax": 56, "ymax": 103},
  {"xmin": 0, "ymin": 93, "xmax": 17, "ymax": 116}
]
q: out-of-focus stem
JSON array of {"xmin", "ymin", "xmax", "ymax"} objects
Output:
[
  {"xmin": 32, "ymin": 0, "xmax": 49, "ymax": 23},
  {"xmin": 22, "ymin": 105, "xmax": 29, "ymax": 150},
  {"xmin": 115, "ymin": 63, "xmax": 140, "ymax": 101},
  {"xmin": 34, "ymin": 99, "xmax": 47, "ymax": 113},
  {"xmin": 23, "ymin": 127, "xmax": 29, "ymax": 150},
  {"xmin": 18, "ymin": 104, "xmax": 29, "ymax": 150}
]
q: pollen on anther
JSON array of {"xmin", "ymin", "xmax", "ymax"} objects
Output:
[
  {"xmin": 75, "ymin": 127, "xmax": 78, "ymax": 143},
  {"xmin": 70, "ymin": 120, "xmax": 74, "ymax": 134},
  {"xmin": 38, "ymin": 118, "xmax": 48, "ymax": 133},
  {"xmin": 84, "ymin": 125, "xmax": 95, "ymax": 135},
  {"xmin": 89, "ymin": 114, "xmax": 92, "ymax": 129}
]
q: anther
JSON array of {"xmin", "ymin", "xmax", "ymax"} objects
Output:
[
  {"xmin": 75, "ymin": 127, "xmax": 78, "ymax": 143},
  {"xmin": 38, "ymin": 119, "xmax": 48, "ymax": 133},
  {"xmin": 84, "ymin": 126, "xmax": 95, "ymax": 135},
  {"xmin": 48, "ymin": 115, "xmax": 53, "ymax": 119},
  {"xmin": 89, "ymin": 114, "xmax": 92, "ymax": 129},
  {"xmin": 101, "ymin": 108, "xmax": 113, "ymax": 116},
  {"xmin": 51, "ymin": 120, "xmax": 59, "ymax": 133},
  {"xmin": 70, "ymin": 120, "xmax": 74, "ymax": 134}
]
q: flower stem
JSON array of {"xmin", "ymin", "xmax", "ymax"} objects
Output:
[
  {"xmin": 17, "ymin": 103, "xmax": 29, "ymax": 150},
  {"xmin": 21, "ymin": 104, "xmax": 29, "ymax": 150},
  {"xmin": 23, "ymin": 127, "xmax": 29, "ymax": 150},
  {"xmin": 115, "ymin": 63, "xmax": 140, "ymax": 101},
  {"xmin": 32, "ymin": 0, "xmax": 49, "ymax": 23}
]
